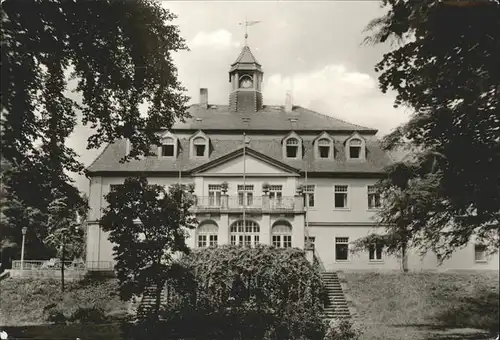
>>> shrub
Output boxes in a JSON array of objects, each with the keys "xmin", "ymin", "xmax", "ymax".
[
  {"xmin": 46, "ymin": 308, "xmax": 67, "ymax": 324},
  {"xmin": 160, "ymin": 245, "xmax": 328, "ymax": 340},
  {"xmin": 69, "ymin": 306, "xmax": 107, "ymax": 323},
  {"xmin": 324, "ymin": 319, "xmax": 363, "ymax": 340}
]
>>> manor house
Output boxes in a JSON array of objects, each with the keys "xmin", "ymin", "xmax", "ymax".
[{"xmin": 85, "ymin": 42, "xmax": 498, "ymax": 272}]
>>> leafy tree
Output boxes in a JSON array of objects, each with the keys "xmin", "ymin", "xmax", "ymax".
[
  {"xmin": 44, "ymin": 188, "xmax": 87, "ymax": 291},
  {"xmin": 365, "ymin": 0, "xmax": 500, "ymax": 260},
  {"xmin": 100, "ymin": 177, "xmax": 197, "ymax": 318},
  {"xmin": 1, "ymin": 0, "xmax": 190, "ymax": 256}
]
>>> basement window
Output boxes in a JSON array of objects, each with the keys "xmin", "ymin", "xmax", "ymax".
[{"xmin": 474, "ymin": 244, "xmax": 487, "ymax": 263}]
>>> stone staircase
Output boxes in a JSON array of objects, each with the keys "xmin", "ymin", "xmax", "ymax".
[
  {"xmin": 321, "ymin": 271, "xmax": 351, "ymax": 319},
  {"xmin": 136, "ymin": 285, "xmax": 169, "ymax": 319}
]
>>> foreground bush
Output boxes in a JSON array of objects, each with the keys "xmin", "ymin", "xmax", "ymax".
[{"xmin": 155, "ymin": 245, "xmax": 330, "ymax": 340}]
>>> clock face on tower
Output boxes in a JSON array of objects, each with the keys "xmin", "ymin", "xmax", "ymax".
[{"xmin": 240, "ymin": 77, "xmax": 253, "ymax": 89}]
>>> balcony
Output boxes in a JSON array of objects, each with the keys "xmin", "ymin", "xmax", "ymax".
[{"xmin": 192, "ymin": 195, "xmax": 302, "ymax": 213}]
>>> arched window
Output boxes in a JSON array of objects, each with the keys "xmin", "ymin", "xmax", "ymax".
[
  {"xmin": 160, "ymin": 137, "xmax": 175, "ymax": 157},
  {"xmin": 197, "ymin": 221, "xmax": 218, "ymax": 248},
  {"xmin": 193, "ymin": 136, "xmax": 208, "ymax": 157},
  {"xmin": 271, "ymin": 222, "xmax": 292, "ymax": 248},
  {"xmin": 230, "ymin": 220, "xmax": 260, "ymax": 247},
  {"xmin": 348, "ymin": 138, "xmax": 362, "ymax": 159}
]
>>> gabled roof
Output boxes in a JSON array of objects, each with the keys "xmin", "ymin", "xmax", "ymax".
[
  {"xmin": 312, "ymin": 131, "xmax": 334, "ymax": 144},
  {"xmin": 191, "ymin": 147, "xmax": 300, "ymax": 175},
  {"xmin": 344, "ymin": 131, "xmax": 366, "ymax": 144},
  {"xmin": 172, "ymin": 105, "xmax": 377, "ymax": 133}
]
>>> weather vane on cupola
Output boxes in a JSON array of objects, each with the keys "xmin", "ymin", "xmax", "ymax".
[{"xmin": 238, "ymin": 16, "xmax": 261, "ymax": 45}]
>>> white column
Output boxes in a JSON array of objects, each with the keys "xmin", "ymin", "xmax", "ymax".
[
  {"xmin": 260, "ymin": 214, "xmax": 271, "ymax": 245},
  {"xmin": 219, "ymin": 213, "xmax": 229, "ymax": 245},
  {"xmin": 293, "ymin": 214, "xmax": 305, "ymax": 249}
]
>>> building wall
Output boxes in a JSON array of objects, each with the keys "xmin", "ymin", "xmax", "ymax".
[
  {"xmin": 86, "ymin": 168, "xmax": 498, "ymax": 272},
  {"xmin": 300, "ymin": 178, "xmax": 379, "ymax": 223},
  {"xmin": 308, "ymin": 225, "xmax": 499, "ymax": 272}
]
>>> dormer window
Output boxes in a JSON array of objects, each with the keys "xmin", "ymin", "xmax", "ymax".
[
  {"xmin": 349, "ymin": 139, "xmax": 362, "ymax": 159},
  {"xmin": 161, "ymin": 137, "xmax": 175, "ymax": 157},
  {"xmin": 286, "ymin": 138, "xmax": 299, "ymax": 158},
  {"xmin": 313, "ymin": 132, "xmax": 334, "ymax": 160},
  {"xmin": 190, "ymin": 131, "xmax": 210, "ymax": 159},
  {"xmin": 345, "ymin": 132, "xmax": 366, "ymax": 161},
  {"xmin": 318, "ymin": 139, "xmax": 331, "ymax": 158},
  {"xmin": 157, "ymin": 132, "xmax": 178, "ymax": 158},
  {"xmin": 282, "ymin": 132, "xmax": 302, "ymax": 160},
  {"xmin": 194, "ymin": 137, "xmax": 207, "ymax": 157}
]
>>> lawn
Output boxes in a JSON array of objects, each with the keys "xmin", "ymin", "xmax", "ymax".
[
  {"xmin": 0, "ymin": 277, "xmax": 129, "ymax": 326},
  {"xmin": 345, "ymin": 271, "xmax": 500, "ymax": 340}
]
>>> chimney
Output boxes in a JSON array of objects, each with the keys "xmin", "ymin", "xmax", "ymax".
[
  {"xmin": 285, "ymin": 91, "xmax": 293, "ymax": 112},
  {"xmin": 200, "ymin": 88, "xmax": 208, "ymax": 109}
]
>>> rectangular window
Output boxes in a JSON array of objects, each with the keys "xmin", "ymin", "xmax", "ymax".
[
  {"xmin": 319, "ymin": 146, "xmax": 330, "ymax": 158},
  {"xmin": 286, "ymin": 145, "xmax": 298, "ymax": 158},
  {"xmin": 244, "ymin": 235, "xmax": 252, "ymax": 247},
  {"xmin": 208, "ymin": 184, "xmax": 222, "ymax": 206},
  {"xmin": 349, "ymin": 146, "xmax": 361, "ymax": 158},
  {"xmin": 272, "ymin": 235, "xmax": 281, "ymax": 247},
  {"xmin": 198, "ymin": 235, "xmax": 207, "ymax": 248},
  {"xmin": 209, "ymin": 235, "xmax": 218, "ymax": 247},
  {"xmin": 335, "ymin": 237, "xmax": 349, "ymax": 261},
  {"xmin": 283, "ymin": 235, "xmax": 292, "ymax": 248},
  {"xmin": 303, "ymin": 185, "xmax": 315, "ymax": 208},
  {"xmin": 237, "ymin": 185, "xmax": 254, "ymax": 206},
  {"xmin": 195, "ymin": 144, "xmax": 206, "ymax": 157},
  {"xmin": 334, "ymin": 185, "xmax": 348, "ymax": 208},
  {"xmin": 369, "ymin": 243, "xmax": 383, "ymax": 261},
  {"xmin": 474, "ymin": 244, "xmax": 487, "ymax": 262},
  {"xmin": 230, "ymin": 235, "xmax": 236, "ymax": 245},
  {"xmin": 254, "ymin": 235, "xmax": 260, "ymax": 246},
  {"xmin": 368, "ymin": 185, "xmax": 381, "ymax": 209},
  {"xmin": 161, "ymin": 144, "xmax": 174, "ymax": 157},
  {"xmin": 305, "ymin": 236, "xmax": 316, "ymax": 250},
  {"xmin": 269, "ymin": 185, "xmax": 283, "ymax": 208}
]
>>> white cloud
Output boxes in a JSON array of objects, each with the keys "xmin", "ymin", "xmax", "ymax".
[
  {"xmin": 189, "ymin": 29, "xmax": 241, "ymax": 50},
  {"xmin": 263, "ymin": 64, "xmax": 410, "ymax": 136}
]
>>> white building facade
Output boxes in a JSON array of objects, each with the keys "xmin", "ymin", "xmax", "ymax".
[{"xmin": 85, "ymin": 44, "xmax": 499, "ymax": 272}]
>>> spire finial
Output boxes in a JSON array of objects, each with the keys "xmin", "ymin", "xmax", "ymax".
[{"xmin": 239, "ymin": 18, "xmax": 261, "ymax": 46}]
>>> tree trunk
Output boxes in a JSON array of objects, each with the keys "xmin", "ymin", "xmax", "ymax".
[{"xmin": 401, "ymin": 243, "xmax": 409, "ymax": 273}]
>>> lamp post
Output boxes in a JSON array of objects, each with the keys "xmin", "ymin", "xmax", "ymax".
[{"xmin": 20, "ymin": 227, "xmax": 27, "ymax": 270}]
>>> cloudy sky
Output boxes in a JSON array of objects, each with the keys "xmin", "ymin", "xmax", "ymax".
[{"xmin": 68, "ymin": 1, "xmax": 412, "ymax": 193}]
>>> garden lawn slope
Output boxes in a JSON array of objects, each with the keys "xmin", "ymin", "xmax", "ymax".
[
  {"xmin": 0, "ymin": 277, "xmax": 128, "ymax": 326},
  {"xmin": 346, "ymin": 271, "xmax": 499, "ymax": 340}
]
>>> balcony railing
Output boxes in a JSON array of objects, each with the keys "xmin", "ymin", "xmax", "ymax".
[{"xmin": 193, "ymin": 195, "xmax": 300, "ymax": 212}]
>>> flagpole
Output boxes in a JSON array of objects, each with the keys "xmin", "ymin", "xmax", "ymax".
[{"xmin": 242, "ymin": 132, "xmax": 247, "ymax": 241}]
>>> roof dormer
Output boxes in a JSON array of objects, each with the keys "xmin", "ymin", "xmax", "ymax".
[
  {"xmin": 158, "ymin": 131, "xmax": 178, "ymax": 159},
  {"xmin": 282, "ymin": 131, "xmax": 303, "ymax": 160},
  {"xmin": 344, "ymin": 132, "xmax": 366, "ymax": 161},
  {"xmin": 313, "ymin": 132, "xmax": 335, "ymax": 160},
  {"xmin": 190, "ymin": 130, "xmax": 210, "ymax": 160}
]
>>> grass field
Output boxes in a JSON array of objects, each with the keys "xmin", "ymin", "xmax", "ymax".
[
  {"xmin": 0, "ymin": 277, "xmax": 128, "ymax": 326},
  {"xmin": 345, "ymin": 271, "xmax": 499, "ymax": 340}
]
